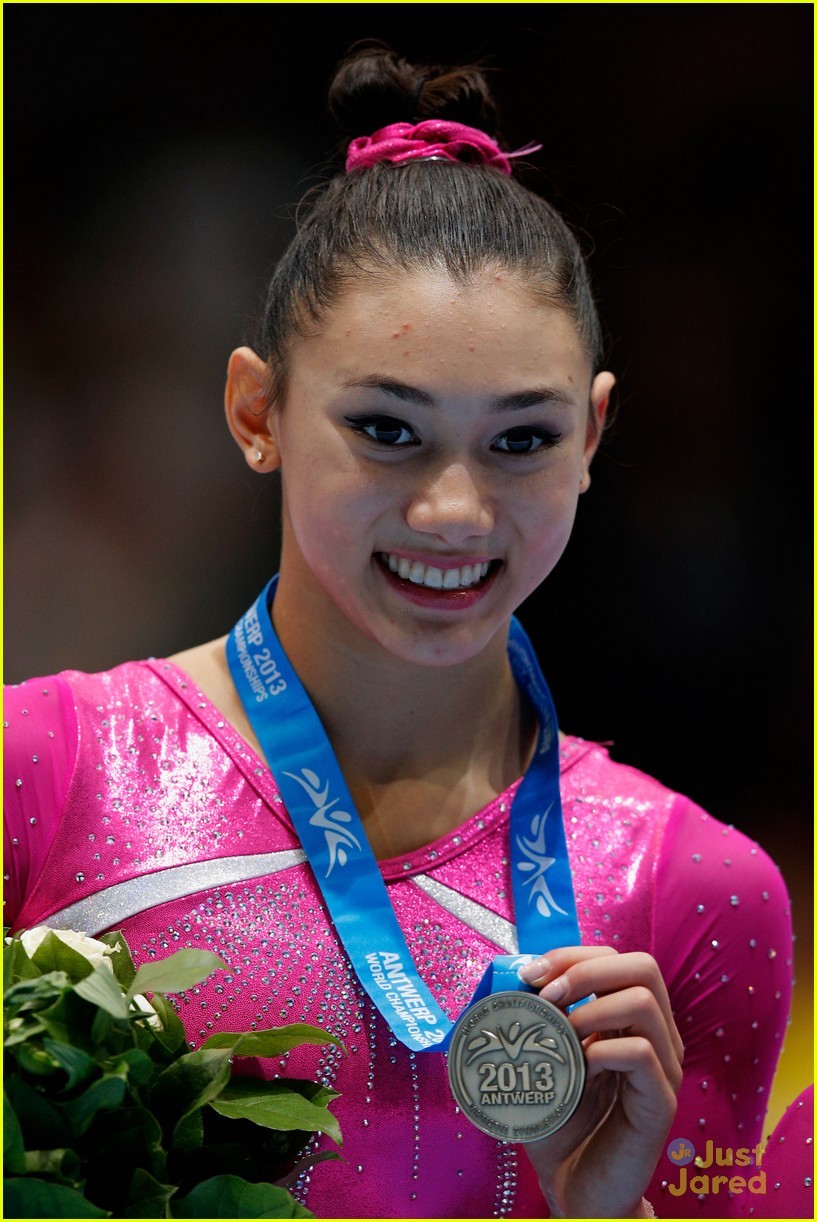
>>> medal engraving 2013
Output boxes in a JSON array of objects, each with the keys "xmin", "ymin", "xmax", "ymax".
[{"xmin": 447, "ymin": 990, "xmax": 585, "ymax": 1143}]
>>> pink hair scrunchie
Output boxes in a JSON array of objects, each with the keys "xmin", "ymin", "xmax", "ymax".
[{"xmin": 345, "ymin": 120, "xmax": 541, "ymax": 175}]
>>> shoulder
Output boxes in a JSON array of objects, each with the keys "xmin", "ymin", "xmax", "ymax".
[
  {"xmin": 3, "ymin": 658, "xmax": 180, "ymax": 787},
  {"xmin": 5, "ymin": 658, "xmax": 170, "ymax": 709},
  {"xmin": 595, "ymin": 749, "xmax": 796, "ymax": 1046},
  {"xmin": 561, "ymin": 735, "xmax": 681, "ymax": 809},
  {"xmin": 563, "ymin": 739, "xmax": 794, "ymax": 1071},
  {"xmin": 654, "ymin": 785, "xmax": 790, "ymax": 912},
  {"xmin": 3, "ymin": 662, "xmax": 161, "ymax": 925},
  {"xmin": 560, "ymin": 735, "xmax": 683, "ymax": 859},
  {"xmin": 563, "ymin": 736, "xmax": 786, "ymax": 873},
  {"xmin": 561, "ymin": 734, "xmax": 790, "ymax": 918}
]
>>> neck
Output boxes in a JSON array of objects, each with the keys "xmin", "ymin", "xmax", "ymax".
[{"xmin": 270, "ymin": 567, "xmax": 536, "ymax": 847}]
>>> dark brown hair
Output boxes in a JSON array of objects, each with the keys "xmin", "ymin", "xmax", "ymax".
[{"xmin": 255, "ymin": 44, "xmax": 604, "ymax": 407}]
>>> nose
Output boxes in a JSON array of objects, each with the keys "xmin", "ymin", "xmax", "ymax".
[{"xmin": 405, "ymin": 460, "xmax": 494, "ymax": 543}]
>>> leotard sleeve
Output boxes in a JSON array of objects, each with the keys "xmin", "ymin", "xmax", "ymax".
[
  {"xmin": 3, "ymin": 676, "xmax": 79, "ymax": 927},
  {"xmin": 647, "ymin": 795, "xmax": 794, "ymax": 1215},
  {"xmin": 732, "ymin": 1083, "xmax": 814, "ymax": 1217}
]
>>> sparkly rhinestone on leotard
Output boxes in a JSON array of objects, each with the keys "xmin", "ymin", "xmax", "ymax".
[{"xmin": 4, "ymin": 662, "xmax": 794, "ymax": 1218}]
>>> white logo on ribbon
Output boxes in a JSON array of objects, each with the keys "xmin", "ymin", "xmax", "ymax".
[
  {"xmin": 283, "ymin": 767, "xmax": 361, "ymax": 876},
  {"xmin": 515, "ymin": 803, "xmax": 568, "ymax": 918}
]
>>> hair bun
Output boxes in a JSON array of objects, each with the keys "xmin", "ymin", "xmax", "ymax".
[{"xmin": 327, "ymin": 42, "xmax": 500, "ymax": 141}]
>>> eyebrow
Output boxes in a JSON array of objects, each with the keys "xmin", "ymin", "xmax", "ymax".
[{"xmin": 342, "ymin": 376, "xmax": 576, "ymax": 411}]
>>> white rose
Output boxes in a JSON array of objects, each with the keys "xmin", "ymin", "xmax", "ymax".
[
  {"xmin": 130, "ymin": 992, "xmax": 163, "ymax": 1029},
  {"xmin": 19, "ymin": 926, "xmax": 119, "ymax": 973}
]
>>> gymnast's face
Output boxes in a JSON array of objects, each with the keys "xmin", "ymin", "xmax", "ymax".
[{"xmin": 227, "ymin": 268, "xmax": 614, "ymax": 668}]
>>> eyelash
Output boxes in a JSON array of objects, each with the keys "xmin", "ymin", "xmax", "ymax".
[
  {"xmin": 345, "ymin": 415, "xmax": 561, "ymax": 455},
  {"xmin": 492, "ymin": 426, "xmax": 562, "ymax": 455},
  {"xmin": 345, "ymin": 415, "xmax": 418, "ymax": 447}
]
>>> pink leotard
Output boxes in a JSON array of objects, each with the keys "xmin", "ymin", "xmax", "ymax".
[{"xmin": 3, "ymin": 661, "xmax": 794, "ymax": 1218}]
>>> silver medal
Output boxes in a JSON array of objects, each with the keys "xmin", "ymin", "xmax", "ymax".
[{"xmin": 447, "ymin": 990, "xmax": 585, "ymax": 1143}]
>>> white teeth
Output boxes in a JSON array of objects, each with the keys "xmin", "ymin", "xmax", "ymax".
[{"xmin": 381, "ymin": 554, "xmax": 492, "ymax": 591}]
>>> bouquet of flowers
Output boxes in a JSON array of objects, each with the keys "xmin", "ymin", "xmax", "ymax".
[{"xmin": 3, "ymin": 926, "xmax": 343, "ymax": 1218}]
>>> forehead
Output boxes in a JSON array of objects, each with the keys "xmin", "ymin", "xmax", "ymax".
[{"xmin": 291, "ymin": 267, "xmax": 591, "ymax": 393}]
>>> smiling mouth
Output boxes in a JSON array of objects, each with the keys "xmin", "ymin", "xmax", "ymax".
[{"xmin": 376, "ymin": 552, "xmax": 499, "ymax": 592}]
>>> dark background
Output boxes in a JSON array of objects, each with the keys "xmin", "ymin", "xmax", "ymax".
[{"xmin": 4, "ymin": 2, "xmax": 812, "ymax": 1120}]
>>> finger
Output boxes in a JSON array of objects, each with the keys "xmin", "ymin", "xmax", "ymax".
[
  {"xmin": 528, "ymin": 950, "xmax": 684, "ymax": 1064},
  {"xmin": 569, "ymin": 986, "xmax": 683, "ymax": 1091},
  {"xmin": 584, "ymin": 1035, "xmax": 679, "ymax": 1130},
  {"xmin": 519, "ymin": 944, "xmax": 618, "ymax": 986}
]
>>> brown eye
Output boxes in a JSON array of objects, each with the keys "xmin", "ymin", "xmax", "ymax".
[
  {"xmin": 492, "ymin": 427, "xmax": 560, "ymax": 454},
  {"xmin": 346, "ymin": 415, "xmax": 417, "ymax": 446}
]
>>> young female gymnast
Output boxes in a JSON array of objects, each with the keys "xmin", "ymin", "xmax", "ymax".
[{"xmin": 5, "ymin": 45, "xmax": 792, "ymax": 1218}]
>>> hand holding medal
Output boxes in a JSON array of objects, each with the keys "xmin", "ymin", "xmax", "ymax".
[
  {"xmin": 447, "ymin": 987, "xmax": 586, "ymax": 1144},
  {"xmin": 515, "ymin": 945, "xmax": 684, "ymax": 1219}
]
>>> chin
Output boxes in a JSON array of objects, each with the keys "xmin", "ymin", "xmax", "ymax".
[{"xmin": 375, "ymin": 620, "xmax": 506, "ymax": 670}]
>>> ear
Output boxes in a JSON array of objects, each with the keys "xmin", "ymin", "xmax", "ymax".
[
  {"xmin": 224, "ymin": 346, "xmax": 281, "ymax": 472},
  {"xmin": 579, "ymin": 370, "xmax": 616, "ymax": 493}
]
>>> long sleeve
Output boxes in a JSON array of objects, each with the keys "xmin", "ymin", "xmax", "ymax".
[
  {"xmin": 648, "ymin": 797, "xmax": 794, "ymax": 1216},
  {"xmin": 732, "ymin": 1084, "xmax": 814, "ymax": 1218},
  {"xmin": 3, "ymin": 675, "xmax": 78, "ymax": 926}
]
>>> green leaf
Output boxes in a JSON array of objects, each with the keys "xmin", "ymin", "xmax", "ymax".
[
  {"xmin": 127, "ymin": 949, "xmax": 226, "ymax": 1000},
  {"xmin": 3, "ymin": 935, "xmax": 41, "ymax": 989},
  {"xmin": 209, "ymin": 1079, "xmax": 342, "ymax": 1147},
  {"xmin": 3, "ymin": 1014, "xmax": 48, "ymax": 1046},
  {"xmin": 92, "ymin": 1102, "xmax": 164, "ymax": 1150},
  {"xmin": 38, "ymin": 988, "xmax": 102, "ymax": 1052},
  {"xmin": 41, "ymin": 1038, "xmax": 99, "ymax": 1092},
  {"xmin": 150, "ymin": 1048, "xmax": 231, "ymax": 1141},
  {"xmin": 90, "ymin": 1004, "xmax": 120, "ymax": 1048},
  {"xmin": 86, "ymin": 1106, "xmax": 167, "ymax": 1189},
  {"xmin": 59, "ymin": 1072, "xmax": 127, "ymax": 1137},
  {"xmin": 201, "ymin": 1024, "xmax": 342, "ymax": 1058},
  {"xmin": 284, "ymin": 1079, "xmax": 341, "ymax": 1110},
  {"xmin": 171, "ymin": 1175, "xmax": 313, "ymax": 1218},
  {"xmin": 12, "ymin": 1040, "xmax": 62, "ymax": 1077},
  {"xmin": 4, "ymin": 972, "xmax": 72, "ymax": 1016},
  {"xmin": 171, "ymin": 1105, "xmax": 203, "ymax": 1154},
  {"xmin": 73, "ymin": 964, "xmax": 130, "ymax": 1018},
  {"xmin": 104, "ymin": 1047, "xmax": 155, "ymax": 1088},
  {"xmin": 140, "ymin": 992, "xmax": 186, "ymax": 1054},
  {"xmin": 4, "ymin": 1073, "xmax": 72, "ymax": 1148},
  {"xmin": 23, "ymin": 1145, "xmax": 82, "ymax": 1180},
  {"xmin": 3, "ymin": 1094, "xmax": 26, "ymax": 1174},
  {"xmin": 120, "ymin": 1167, "xmax": 177, "ymax": 1219},
  {"xmin": 30, "ymin": 930, "xmax": 96, "ymax": 982},
  {"xmin": 2, "ymin": 1177, "xmax": 111, "ymax": 1218},
  {"xmin": 98, "ymin": 931, "xmax": 137, "ymax": 989}
]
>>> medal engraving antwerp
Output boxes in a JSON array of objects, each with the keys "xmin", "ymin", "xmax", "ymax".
[{"xmin": 447, "ymin": 990, "xmax": 585, "ymax": 1143}]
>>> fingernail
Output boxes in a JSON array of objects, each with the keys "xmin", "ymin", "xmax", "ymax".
[
  {"xmin": 519, "ymin": 956, "xmax": 551, "ymax": 985},
  {"xmin": 540, "ymin": 976, "xmax": 567, "ymax": 1003}
]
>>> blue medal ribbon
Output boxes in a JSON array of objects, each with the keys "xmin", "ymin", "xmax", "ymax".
[{"xmin": 226, "ymin": 575, "xmax": 584, "ymax": 1052}]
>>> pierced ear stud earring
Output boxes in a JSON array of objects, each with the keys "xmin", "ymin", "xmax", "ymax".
[{"xmin": 253, "ymin": 449, "xmax": 264, "ymax": 464}]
